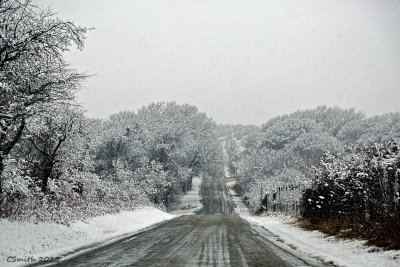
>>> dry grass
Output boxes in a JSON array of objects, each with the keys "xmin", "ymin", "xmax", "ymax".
[{"xmin": 296, "ymin": 216, "xmax": 400, "ymax": 250}]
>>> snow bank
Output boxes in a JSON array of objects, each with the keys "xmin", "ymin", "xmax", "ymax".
[
  {"xmin": 169, "ymin": 176, "xmax": 203, "ymax": 215},
  {"xmin": 0, "ymin": 207, "xmax": 175, "ymax": 266}
]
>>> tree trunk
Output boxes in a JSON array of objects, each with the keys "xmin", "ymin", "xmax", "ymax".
[
  {"xmin": 41, "ymin": 160, "xmax": 55, "ymax": 193},
  {"xmin": 36, "ymin": 137, "xmax": 66, "ymax": 193}
]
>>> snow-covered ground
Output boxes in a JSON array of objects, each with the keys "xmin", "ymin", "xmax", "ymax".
[
  {"xmin": 227, "ymin": 180, "xmax": 251, "ymax": 217},
  {"xmin": 227, "ymin": 180, "xmax": 400, "ymax": 267},
  {"xmin": 247, "ymin": 214, "xmax": 400, "ymax": 267},
  {"xmin": 169, "ymin": 176, "xmax": 203, "ymax": 215},
  {"xmin": 0, "ymin": 207, "xmax": 175, "ymax": 266},
  {"xmin": 0, "ymin": 176, "xmax": 202, "ymax": 266}
]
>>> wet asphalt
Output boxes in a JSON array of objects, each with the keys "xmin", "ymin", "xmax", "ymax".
[{"xmin": 47, "ymin": 175, "xmax": 326, "ymax": 267}]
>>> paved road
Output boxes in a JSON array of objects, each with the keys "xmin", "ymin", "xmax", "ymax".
[{"xmin": 50, "ymin": 176, "xmax": 325, "ymax": 266}]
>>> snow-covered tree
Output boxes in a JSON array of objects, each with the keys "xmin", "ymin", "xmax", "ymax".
[
  {"xmin": 302, "ymin": 141, "xmax": 400, "ymax": 247},
  {"xmin": 25, "ymin": 104, "xmax": 85, "ymax": 193},
  {"xmin": 260, "ymin": 118, "xmax": 321, "ymax": 150},
  {"xmin": 293, "ymin": 106, "xmax": 364, "ymax": 137},
  {"xmin": 338, "ymin": 113, "xmax": 400, "ymax": 146},
  {"xmin": 236, "ymin": 107, "xmax": 359, "ymax": 213},
  {"xmin": 90, "ymin": 102, "xmax": 223, "ymax": 207},
  {"xmin": 0, "ymin": 0, "xmax": 88, "ymax": 194},
  {"xmin": 132, "ymin": 158, "xmax": 175, "ymax": 205}
]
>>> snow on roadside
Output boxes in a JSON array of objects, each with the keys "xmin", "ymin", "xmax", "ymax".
[
  {"xmin": 224, "ymin": 165, "xmax": 231, "ymax": 178},
  {"xmin": 0, "ymin": 207, "xmax": 175, "ymax": 266},
  {"xmin": 246, "ymin": 214, "xmax": 400, "ymax": 267},
  {"xmin": 226, "ymin": 181, "xmax": 251, "ymax": 217},
  {"xmin": 227, "ymin": 180, "xmax": 400, "ymax": 267},
  {"xmin": 169, "ymin": 176, "xmax": 203, "ymax": 215}
]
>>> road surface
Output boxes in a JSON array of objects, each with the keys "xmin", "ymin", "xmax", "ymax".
[{"xmin": 50, "ymin": 175, "xmax": 327, "ymax": 266}]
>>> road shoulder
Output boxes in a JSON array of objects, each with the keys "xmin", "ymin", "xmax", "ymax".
[
  {"xmin": 227, "ymin": 180, "xmax": 400, "ymax": 267},
  {"xmin": 0, "ymin": 207, "xmax": 176, "ymax": 267}
]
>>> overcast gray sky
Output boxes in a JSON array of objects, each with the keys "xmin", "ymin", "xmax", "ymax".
[{"xmin": 36, "ymin": 0, "xmax": 400, "ymax": 125}]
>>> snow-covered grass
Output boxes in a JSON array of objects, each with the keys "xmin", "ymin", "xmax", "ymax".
[
  {"xmin": 227, "ymin": 180, "xmax": 400, "ymax": 267},
  {"xmin": 246, "ymin": 214, "xmax": 400, "ymax": 267},
  {"xmin": 169, "ymin": 176, "xmax": 203, "ymax": 215},
  {"xmin": 0, "ymin": 207, "xmax": 175, "ymax": 266}
]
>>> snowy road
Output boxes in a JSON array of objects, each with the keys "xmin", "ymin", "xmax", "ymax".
[{"xmin": 48, "ymin": 176, "xmax": 326, "ymax": 266}]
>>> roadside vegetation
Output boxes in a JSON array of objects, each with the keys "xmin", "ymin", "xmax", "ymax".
[
  {"xmin": 2, "ymin": 0, "xmax": 399, "ymax": 252},
  {"xmin": 219, "ymin": 107, "xmax": 400, "ymax": 250},
  {"xmin": 0, "ymin": 1, "xmax": 223, "ymax": 223}
]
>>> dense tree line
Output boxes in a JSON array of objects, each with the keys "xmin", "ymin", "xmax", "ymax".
[
  {"xmin": 0, "ymin": 1, "xmax": 223, "ymax": 223},
  {"xmin": 233, "ymin": 106, "xmax": 400, "ymax": 212},
  {"xmin": 92, "ymin": 103, "xmax": 223, "ymax": 206},
  {"xmin": 215, "ymin": 124, "xmax": 259, "ymax": 176},
  {"xmin": 234, "ymin": 107, "xmax": 358, "ymax": 211},
  {"xmin": 232, "ymin": 106, "xmax": 400, "ymax": 247},
  {"xmin": 215, "ymin": 124, "xmax": 259, "ymax": 141}
]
